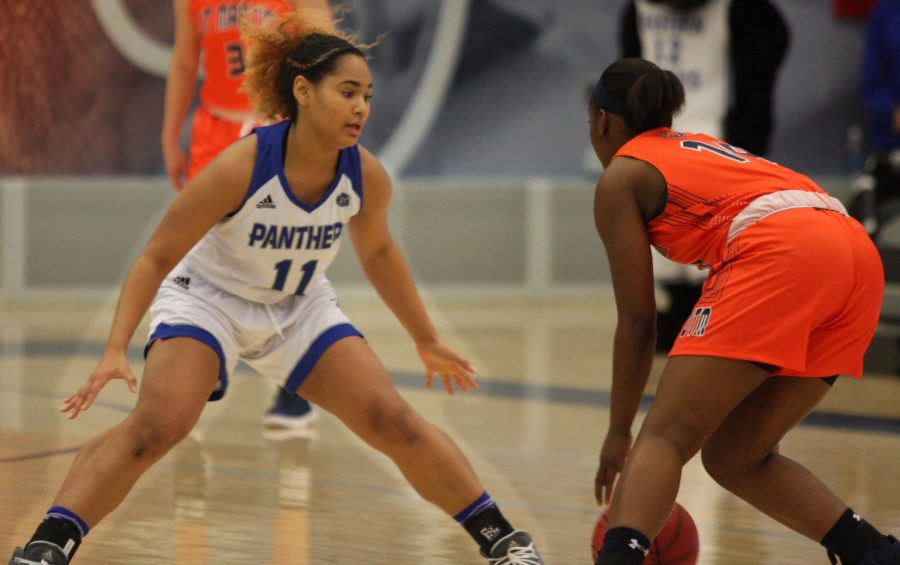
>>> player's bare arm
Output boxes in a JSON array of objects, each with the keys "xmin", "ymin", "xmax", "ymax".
[
  {"xmin": 61, "ymin": 137, "xmax": 257, "ymax": 419},
  {"xmin": 593, "ymin": 157, "xmax": 658, "ymax": 502},
  {"xmin": 348, "ymin": 146, "xmax": 477, "ymax": 395},
  {"xmin": 161, "ymin": 0, "xmax": 201, "ymax": 190}
]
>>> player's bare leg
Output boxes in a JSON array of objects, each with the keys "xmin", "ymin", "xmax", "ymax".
[
  {"xmin": 299, "ymin": 336, "xmax": 484, "ymax": 513},
  {"xmin": 299, "ymin": 336, "xmax": 544, "ymax": 563},
  {"xmin": 701, "ymin": 376, "xmax": 842, "ymax": 538},
  {"xmin": 10, "ymin": 338, "xmax": 218, "ymax": 564}
]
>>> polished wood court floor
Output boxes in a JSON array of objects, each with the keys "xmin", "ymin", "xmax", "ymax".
[{"xmin": 1, "ymin": 295, "xmax": 898, "ymax": 564}]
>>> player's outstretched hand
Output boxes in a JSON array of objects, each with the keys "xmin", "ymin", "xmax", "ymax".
[
  {"xmin": 416, "ymin": 340, "xmax": 479, "ymax": 395},
  {"xmin": 595, "ymin": 429, "xmax": 632, "ymax": 506},
  {"xmin": 61, "ymin": 350, "xmax": 138, "ymax": 420}
]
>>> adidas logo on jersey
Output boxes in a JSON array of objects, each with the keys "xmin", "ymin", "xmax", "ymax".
[
  {"xmin": 256, "ymin": 195, "xmax": 276, "ymax": 209},
  {"xmin": 173, "ymin": 276, "xmax": 191, "ymax": 290},
  {"xmin": 336, "ymin": 192, "xmax": 350, "ymax": 207}
]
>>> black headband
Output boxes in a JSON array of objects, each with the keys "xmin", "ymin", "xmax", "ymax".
[{"xmin": 592, "ymin": 79, "xmax": 630, "ymax": 120}]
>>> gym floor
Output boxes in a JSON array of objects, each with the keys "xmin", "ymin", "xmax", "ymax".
[{"xmin": 1, "ymin": 296, "xmax": 898, "ymax": 564}]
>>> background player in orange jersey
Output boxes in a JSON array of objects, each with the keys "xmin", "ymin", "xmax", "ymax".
[
  {"xmin": 587, "ymin": 58, "xmax": 898, "ymax": 565},
  {"xmin": 162, "ymin": 0, "xmax": 335, "ymax": 431}
]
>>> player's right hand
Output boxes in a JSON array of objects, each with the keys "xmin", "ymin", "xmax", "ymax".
[
  {"xmin": 595, "ymin": 429, "xmax": 632, "ymax": 506},
  {"xmin": 61, "ymin": 350, "xmax": 138, "ymax": 420},
  {"xmin": 163, "ymin": 143, "xmax": 188, "ymax": 191}
]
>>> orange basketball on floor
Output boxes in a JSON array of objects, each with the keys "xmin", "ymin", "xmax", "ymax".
[{"xmin": 591, "ymin": 502, "xmax": 699, "ymax": 564}]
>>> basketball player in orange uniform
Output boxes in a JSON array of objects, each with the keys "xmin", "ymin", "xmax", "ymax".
[
  {"xmin": 162, "ymin": 0, "xmax": 334, "ymax": 430},
  {"xmin": 587, "ymin": 58, "xmax": 899, "ymax": 565}
]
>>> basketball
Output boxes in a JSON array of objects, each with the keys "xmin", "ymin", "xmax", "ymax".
[{"xmin": 591, "ymin": 502, "xmax": 699, "ymax": 564}]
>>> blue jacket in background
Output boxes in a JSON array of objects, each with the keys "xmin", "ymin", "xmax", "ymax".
[{"xmin": 862, "ymin": 0, "xmax": 900, "ymax": 150}]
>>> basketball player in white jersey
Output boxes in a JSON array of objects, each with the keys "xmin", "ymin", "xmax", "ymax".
[
  {"xmin": 619, "ymin": 0, "xmax": 790, "ymax": 351},
  {"xmin": 9, "ymin": 15, "xmax": 544, "ymax": 565}
]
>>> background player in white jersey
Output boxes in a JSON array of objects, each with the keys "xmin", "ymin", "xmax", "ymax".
[
  {"xmin": 8, "ymin": 14, "xmax": 544, "ymax": 565},
  {"xmin": 619, "ymin": 0, "xmax": 789, "ymax": 351}
]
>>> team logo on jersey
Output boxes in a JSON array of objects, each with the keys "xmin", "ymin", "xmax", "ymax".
[
  {"xmin": 480, "ymin": 526, "xmax": 502, "ymax": 541},
  {"xmin": 172, "ymin": 276, "xmax": 191, "ymax": 291},
  {"xmin": 336, "ymin": 192, "xmax": 350, "ymax": 207},
  {"xmin": 256, "ymin": 195, "xmax": 276, "ymax": 209},
  {"xmin": 680, "ymin": 306, "xmax": 712, "ymax": 337}
]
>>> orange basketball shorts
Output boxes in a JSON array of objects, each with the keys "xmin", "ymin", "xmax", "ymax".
[
  {"xmin": 187, "ymin": 105, "xmax": 251, "ymax": 180},
  {"xmin": 670, "ymin": 208, "xmax": 884, "ymax": 378}
]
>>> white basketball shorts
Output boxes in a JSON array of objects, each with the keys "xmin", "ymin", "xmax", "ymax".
[{"xmin": 145, "ymin": 272, "xmax": 362, "ymax": 401}]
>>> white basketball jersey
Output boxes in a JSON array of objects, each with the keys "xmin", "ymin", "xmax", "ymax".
[
  {"xmin": 175, "ymin": 120, "xmax": 363, "ymax": 304},
  {"xmin": 635, "ymin": 0, "xmax": 731, "ymax": 137}
]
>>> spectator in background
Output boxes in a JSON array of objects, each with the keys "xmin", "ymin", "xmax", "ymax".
[
  {"xmin": 861, "ymin": 0, "xmax": 900, "ymax": 155},
  {"xmin": 618, "ymin": 0, "xmax": 789, "ymax": 351},
  {"xmin": 161, "ymin": 0, "xmax": 334, "ymax": 431},
  {"xmin": 854, "ymin": 0, "xmax": 900, "ymax": 240},
  {"xmin": 832, "ymin": 0, "xmax": 877, "ymax": 20}
]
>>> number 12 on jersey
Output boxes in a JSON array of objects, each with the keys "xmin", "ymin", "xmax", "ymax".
[
  {"xmin": 680, "ymin": 140, "xmax": 751, "ymax": 163},
  {"xmin": 272, "ymin": 259, "xmax": 317, "ymax": 295},
  {"xmin": 680, "ymin": 139, "xmax": 782, "ymax": 168}
]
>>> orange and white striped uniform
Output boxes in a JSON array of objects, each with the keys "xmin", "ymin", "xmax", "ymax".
[{"xmin": 614, "ymin": 128, "xmax": 884, "ymax": 378}]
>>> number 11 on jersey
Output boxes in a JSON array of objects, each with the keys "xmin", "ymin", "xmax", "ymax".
[{"xmin": 272, "ymin": 259, "xmax": 318, "ymax": 295}]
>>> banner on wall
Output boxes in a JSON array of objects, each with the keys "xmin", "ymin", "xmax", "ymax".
[
  {"xmin": 0, "ymin": 1, "xmax": 169, "ymax": 174},
  {"xmin": 0, "ymin": 0, "xmax": 463, "ymax": 176}
]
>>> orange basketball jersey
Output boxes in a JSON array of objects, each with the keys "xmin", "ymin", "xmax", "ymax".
[
  {"xmin": 189, "ymin": 0, "xmax": 293, "ymax": 112},
  {"xmin": 614, "ymin": 128, "xmax": 826, "ymax": 269}
]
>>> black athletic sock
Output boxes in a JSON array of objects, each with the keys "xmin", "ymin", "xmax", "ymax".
[
  {"xmin": 821, "ymin": 508, "xmax": 888, "ymax": 564},
  {"xmin": 27, "ymin": 518, "xmax": 82, "ymax": 561},
  {"xmin": 596, "ymin": 527, "xmax": 650, "ymax": 564},
  {"xmin": 26, "ymin": 506, "xmax": 89, "ymax": 562},
  {"xmin": 455, "ymin": 492, "xmax": 514, "ymax": 555}
]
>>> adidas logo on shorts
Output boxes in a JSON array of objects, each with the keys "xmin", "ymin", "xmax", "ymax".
[
  {"xmin": 256, "ymin": 195, "xmax": 276, "ymax": 209},
  {"xmin": 173, "ymin": 276, "xmax": 191, "ymax": 290}
]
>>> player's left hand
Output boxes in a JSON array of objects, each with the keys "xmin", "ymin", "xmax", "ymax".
[{"xmin": 415, "ymin": 341, "xmax": 479, "ymax": 395}]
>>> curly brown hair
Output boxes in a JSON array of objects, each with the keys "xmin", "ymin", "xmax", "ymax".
[{"xmin": 241, "ymin": 12, "xmax": 367, "ymax": 122}]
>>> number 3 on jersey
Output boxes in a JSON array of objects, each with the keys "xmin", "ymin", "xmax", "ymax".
[
  {"xmin": 272, "ymin": 259, "xmax": 317, "ymax": 295},
  {"xmin": 225, "ymin": 42, "xmax": 245, "ymax": 78}
]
